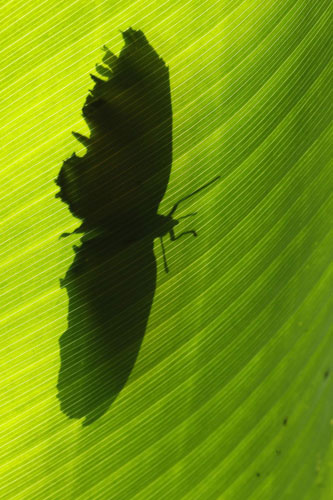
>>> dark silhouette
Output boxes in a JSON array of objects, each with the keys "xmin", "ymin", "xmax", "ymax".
[
  {"xmin": 57, "ymin": 234, "xmax": 156, "ymax": 425},
  {"xmin": 55, "ymin": 28, "xmax": 219, "ymax": 425},
  {"xmin": 56, "ymin": 28, "xmax": 173, "ymax": 425}
]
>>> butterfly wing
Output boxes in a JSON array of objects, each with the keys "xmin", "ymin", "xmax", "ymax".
[
  {"xmin": 56, "ymin": 28, "xmax": 172, "ymax": 231},
  {"xmin": 57, "ymin": 235, "xmax": 157, "ymax": 425}
]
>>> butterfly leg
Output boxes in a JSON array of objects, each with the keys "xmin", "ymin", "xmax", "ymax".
[
  {"xmin": 59, "ymin": 224, "xmax": 86, "ymax": 239},
  {"xmin": 177, "ymin": 213, "xmax": 197, "ymax": 220},
  {"xmin": 169, "ymin": 228, "xmax": 197, "ymax": 241},
  {"xmin": 159, "ymin": 237, "xmax": 169, "ymax": 273}
]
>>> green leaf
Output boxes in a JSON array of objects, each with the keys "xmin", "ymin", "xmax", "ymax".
[{"xmin": 0, "ymin": 1, "xmax": 332, "ymax": 499}]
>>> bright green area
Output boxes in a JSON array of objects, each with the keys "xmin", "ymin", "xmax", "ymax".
[{"xmin": 0, "ymin": 0, "xmax": 332, "ymax": 498}]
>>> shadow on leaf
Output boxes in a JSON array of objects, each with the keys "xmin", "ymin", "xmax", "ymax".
[
  {"xmin": 56, "ymin": 28, "xmax": 172, "ymax": 425},
  {"xmin": 55, "ymin": 27, "xmax": 219, "ymax": 425},
  {"xmin": 57, "ymin": 235, "xmax": 156, "ymax": 425}
]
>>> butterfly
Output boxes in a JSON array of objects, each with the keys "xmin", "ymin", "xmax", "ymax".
[{"xmin": 56, "ymin": 28, "xmax": 219, "ymax": 425}]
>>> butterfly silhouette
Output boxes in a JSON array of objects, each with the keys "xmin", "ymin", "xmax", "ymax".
[{"xmin": 55, "ymin": 28, "xmax": 219, "ymax": 425}]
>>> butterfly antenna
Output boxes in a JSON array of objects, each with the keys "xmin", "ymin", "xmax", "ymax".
[
  {"xmin": 160, "ymin": 237, "xmax": 169, "ymax": 273},
  {"xmin": 168, "ymin": 176, "xmax": 220, "ymax": 217}
]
